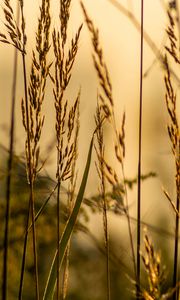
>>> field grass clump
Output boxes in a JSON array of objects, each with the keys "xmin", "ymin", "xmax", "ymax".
[{"xmin": 0, "ymin": 1, "xmax": 179, "ymax": 300}]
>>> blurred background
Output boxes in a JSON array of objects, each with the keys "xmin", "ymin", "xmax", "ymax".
[{"xmin": 0, "ymin": 0, "xmax": 179, "ymax": 299}]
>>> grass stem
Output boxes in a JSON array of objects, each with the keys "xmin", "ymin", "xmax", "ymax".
[
  {"xmin": 18, "ymin": 200, "xmax": 31, "ymax": 300},
  {"xmin": 173, "ymin": 143, "xmax": 180, "ymax": 299},
  {"xmin": 137, "ymin": 0, "xmax": 144, "ymax": 297},
  {"xmin": 57, "ymin": 180, "xmax": 61, "ymax": 300},
  {"xmin": 19, "ymin": 3, "xmax": 39, "ymax": 299},
  {"xmin": 2, "ymin": 4, "xmax": 19, "ymax": 300},
  {"xmin": 174, "ymin": 12, "xmax": 180, "ymax": 299}
]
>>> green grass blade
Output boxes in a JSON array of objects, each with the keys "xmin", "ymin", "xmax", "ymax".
[{"xmin": 43, "ymin": 136, "xmax": 94, "ymax": 300}]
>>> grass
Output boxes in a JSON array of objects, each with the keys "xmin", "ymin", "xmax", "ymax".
[
  {"xmin": 0, "ymin": 0, "xmax": 179, "ymax": 300},
  {"xmin": 137, "ymin": 0, "xmax": 144, "ymax": 297},
  {"xmin": 2, "ymin": 3, "xmax": 19, "ymax": 299}
]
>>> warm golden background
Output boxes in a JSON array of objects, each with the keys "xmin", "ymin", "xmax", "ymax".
[{"xmin": 0, "ymin": 1, "xmax": 179, "ymax": 298}]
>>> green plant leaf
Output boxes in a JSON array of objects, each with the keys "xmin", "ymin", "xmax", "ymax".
[{"xmin": 43, "ymin": 136, "xmax": 94, "ymax": 300}]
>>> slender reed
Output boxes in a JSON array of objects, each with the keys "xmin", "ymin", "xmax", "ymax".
[
  {"xmin": 81, "ymin": 0, "xmax": 136, "ymax": 287},
  {"xmin": 19, "ymin": 0, "xmax": 51, "ymax": 298},
  {"xmin": 20, "ymin": 22, "xmax": 40, "ymax": 300},
  {"xmin": 95, "ymin": 102, "xmax": 111, "ymax": 300},
  {"xmin": 175, "ymin": 0, "xmax": 180, "ymax": 55},
  {"xmin": 174, "ymin": 18, "xmax": 180, "ymax": 300},
  {"xmin": 137, "ymin": 0, "xmax": 144, "ymax": 297},
  {"xmin": 52, "ymin": 2, "xmax": 82, "ymax": 296},
  {"xmin": 173, "ymin": 155, "xmax": 180, "ymax": 300},
  {"xmin": 62, "ymin": 99, "xmax": 80, "ymax": 300},
  {"xmin": 111, "ymin": 114, "xmax": 137, "ymax": 280},
  {"xmin": 164, "ymin": 10, "xmax": 180, "ymax": 299},
  {"xmin": 2, "ymin": 3, "xmax": 19, "ymax": 300},
  {"xmin": 17, "ymin": 3, "xmax": 39, "ymax": 298}
]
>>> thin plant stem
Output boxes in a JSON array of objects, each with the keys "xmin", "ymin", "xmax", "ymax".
[
  {"xmin": 121, "ymin": 164, "xmax": 137, "ymax": 277},
  {"xmin": 103, "ymin": 201, "xmax": 111, "ymax": 300},
  {"xmin": 111, "ymin": 116, "xmax": 136, "ymax": 279},
  {"xmin": 100, "ymin": 146, "xmax": 111, "ymax": 300},
  {"xmin": 95, "ymin": 104, "xmax": 111, "ymax": 300},
  {"xmin": 18, "ymin": 200, "xmax": 31, "ymax": 300},
  {"xmin": 81, "ymin": 2, "xmax": 136, "ymax": 288},
  {"xmin": 21, "ymin": 53, "xmax": 40, "ymax": 300},
  {"xmin": 175, "ymin": 26, "xmax": 180, "ymax": 292},
  {"xmin": 19, "ymin": 184, "xmax": 57, "ymax": 299},
  {"xmin": 57, "ymin": 179, "xmax": 61, "ymax": 300},
  {"xmin": 137, "ymin": 0, "xmax": 144, "ymax": 297},
  {"xmin": 173, "ymin": 185, "xmax": 180, "ymax": 300},
  {"xmin": 19, "ymin": 3, "xmax": 39, "ymax": 299},
  {"xmin": 173, "ymin": 139, "xmax": 180, "ymax": 300},
  {"xmin": 101, "ymin": 137, "xmax": 111, "ymax": 300},
  {"xmin": 164, "ymin": 8, "xmax": 180, "ymax": 298},
  {"xmin": 175, "ymin": 0, "xmax": 180, "ymax": 56},
  {"xmin": 2, "ymin": 4, "xmax": 19, "ymax": 300}
]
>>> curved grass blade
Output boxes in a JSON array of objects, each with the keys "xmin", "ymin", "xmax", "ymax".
[{"xmin": 43, "ymin": 136, "xmax": 94, "ymax": 300}]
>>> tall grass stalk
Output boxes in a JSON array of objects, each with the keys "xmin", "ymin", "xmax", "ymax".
[
  {"xmin": 19, "ymin": 5, "xmax": 40, "ymax": 299},
  {"xmin": 18, "ymin": 201, "xmax": 31, "ymax": 300},
  {"xmin": 175, "ymin": 0, "xmax": 180, "ymax": 54},
  {"xmin": 173, "ymin": 154, "xmax": 180, "ymax": 300},
  {"xmin": 174, "ymin": 9, "xmax": 180, "ymax": 299},
  {"xmin": 81, "ymin": 1, "xmax": 136, "ymax": 291},
  {"xmin": 62, "ymin": 99, "xmax": 80, "ymax": 300},
  {"xmin": 164, "ymin": 9, "xmax": 180, "ymax": 299},
  {"xmin": 95, "ymin": 102, "xmax": 111, "ymax": 300},
  {"xmin": 56, "ymin": 179, "xmax": 61, "ymax": 299},
  {"xmin": 2, "ymin": 3, "xmax": 19, "ymax": 300},
  {"xmin": 137, "ymin": 0, "xmax": 144, "ymax": 297},
  {"xmin": 19, "ymin": 0, "xmax": 51, "ymax": 297},
  {"xmin": 111, "ymin": 116, "xmax": 137, "ymax": 280},
  {"xmin": 52, "ymin": 1, "xmax": 82, "ymax": 296}
]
